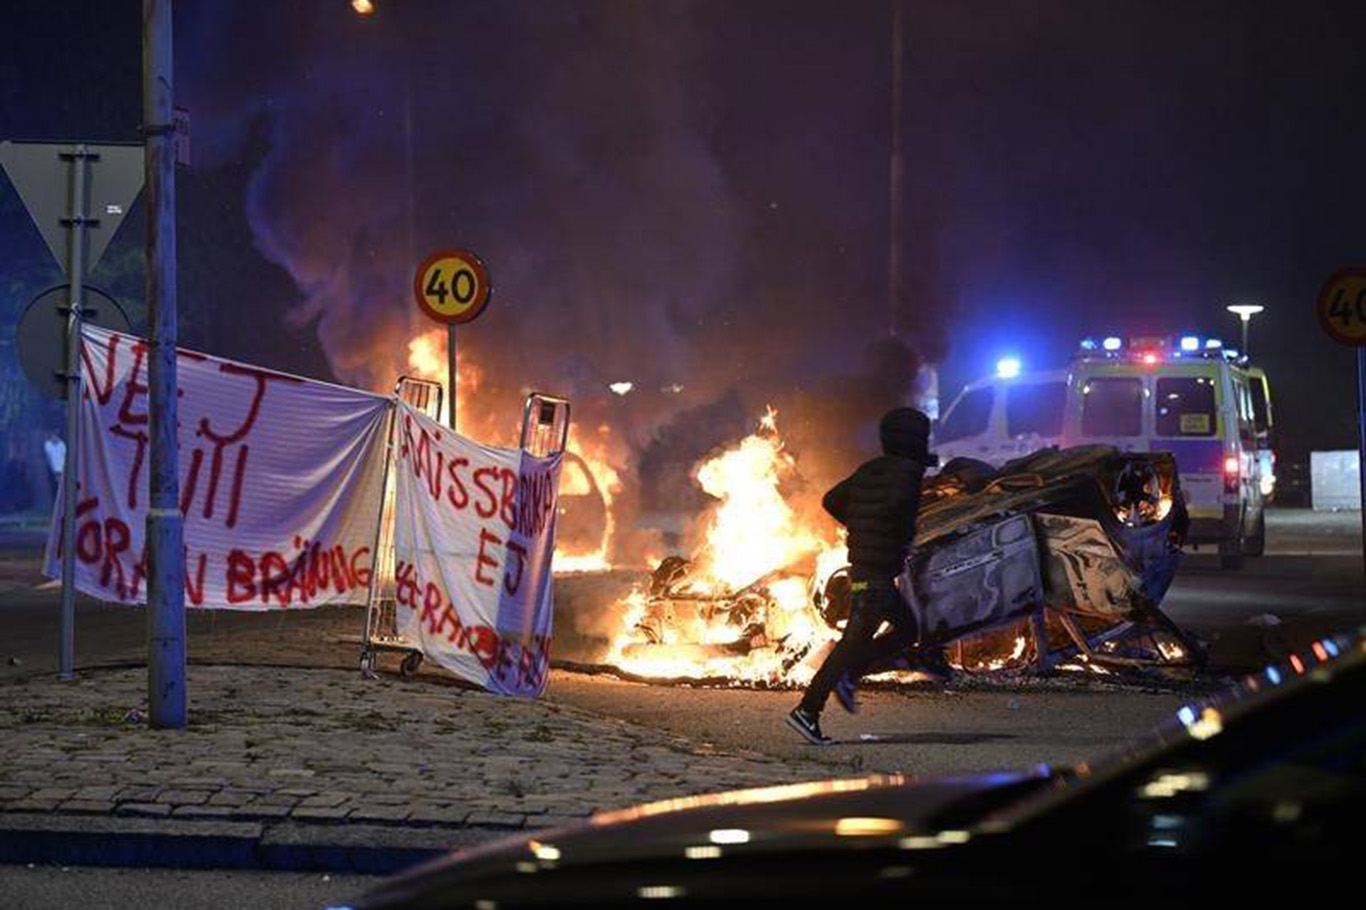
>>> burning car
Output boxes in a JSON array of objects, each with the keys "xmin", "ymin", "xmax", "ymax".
[
  {"xmin": 606, "ymin": 414, "xmax": 1201, "ymax": 684},
  {"xmin": 555, "ymin": 451, "xmax": 611, "ymax": 558}
]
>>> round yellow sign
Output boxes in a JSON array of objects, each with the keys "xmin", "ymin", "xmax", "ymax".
[
  {"xmin": 413, "ymin": 249, "xmax": 492, "ymax": 325},
  {"xmin": 1317, "ymin": 268, "xmax": 1366, "ymax": 346}
]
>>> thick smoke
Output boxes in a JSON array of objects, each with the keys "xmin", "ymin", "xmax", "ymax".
[{"xmin": 182, "ymin": 2, "xmax": 948, "ymax": 561}]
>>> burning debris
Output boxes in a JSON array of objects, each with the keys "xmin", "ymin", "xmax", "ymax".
[
  {"xmin": 606, "ymin": 409, "xmax": 843, "ymax": 685},
  {"xmin": 601, "ymin": 411, "xmax": 1202, "ymax": 688}
]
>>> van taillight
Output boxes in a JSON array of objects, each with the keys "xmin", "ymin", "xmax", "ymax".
[{"xmin": 1224, "ymin": 456, "xmax": 1240, "ymax": 493}]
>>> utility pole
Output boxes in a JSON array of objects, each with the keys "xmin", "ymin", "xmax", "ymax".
[
  {"xmin": 888, "ymin": 0, "xmax": 903, "ymax": 339},
  {"xmin": 143, "ymin": 0, "xmax": 186, "ymax": 729}
]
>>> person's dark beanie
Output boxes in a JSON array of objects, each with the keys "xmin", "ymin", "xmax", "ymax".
[{"xmin": 879, "ymin": 407, "xmax": 932, "ymax": 460}]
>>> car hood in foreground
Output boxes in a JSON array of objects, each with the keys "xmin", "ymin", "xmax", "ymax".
[{"xmin": 352, "ymin": 768, "xmax": 1054, "ymax": 909}]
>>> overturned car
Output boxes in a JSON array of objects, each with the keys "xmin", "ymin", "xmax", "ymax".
[{"xmin": 620, "ymin": 445, "xmax": 1200, "ymax": 682}]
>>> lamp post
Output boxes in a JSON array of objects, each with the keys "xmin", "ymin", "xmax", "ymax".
[{"xmin": 1227, "ymin": 304, "xmax": 1265, "ymax": 357}]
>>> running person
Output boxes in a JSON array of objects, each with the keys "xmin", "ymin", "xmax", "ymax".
[{"xmin": 786, "ymin": 407, "xmax": 934, "ymax": 745}]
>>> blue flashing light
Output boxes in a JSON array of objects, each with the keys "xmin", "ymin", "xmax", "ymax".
[
  {"xmin": 1266, "ymin": 666, "xmax": 1282, "ymax": 685},
  {"xmin": 1080, "ymin": 338, "xmax": 1097, "ymax": 351},
  {"xmin": 1324, "ymin": 639, "xmax": 1340, "ymax": 658},
  {"xmin": 996, "ymin": 356, "xmax": 1022, "ymax": 379},
  {"xmin": 1102, "ymin": 336, "xmax": 1123, "ymax": 352},
  {"xmin": 1204, "ymin": 338, "xmax": 1223, "ymax": 350},
  {"xmin": 1176, "ymin": 706, "xmax": 1196, "ymax": 726},
  {"xmin": 1180, "ymin": 336, "xmax": 1200, "ymax": 352}
]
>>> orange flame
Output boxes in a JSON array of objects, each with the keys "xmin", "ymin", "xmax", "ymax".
[
  {"xmin": 553, "ymin": 424, "xmax": 623, "ymax": 573},
  {"xmin": 691, "ymin": 407, "xmax": 820, "ymax": 590},
  {"xmin": 405, "ymin": 328, "xmax": 485, "ymax": 433},
  {"xmin": 606, "ymin": 407, "xmax": 843, "ymax": 684},
  {"xmin": 407, "ymin": 328, "xmax": 621, "ymax": 570}
]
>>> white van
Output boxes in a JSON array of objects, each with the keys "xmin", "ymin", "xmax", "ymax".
[
  {"xmin": 934, "ymin": 369, "xmax": 1069, "ymax": 466},
  {"xmin": 934, "ymin": 340, "xmax": 1269, "ymax": 568}
]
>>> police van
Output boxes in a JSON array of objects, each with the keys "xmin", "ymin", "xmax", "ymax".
[
  {"xmin": 933, "ymin": 367, "xmax": 1069, "ymax": 464},
  {"xmin": 934, "ymin": 336, "xmax": 1270, "ymax": 568},
  {"xmin": 1246, "ymin": 365, "xmax": 1277, "ymax": 501}
]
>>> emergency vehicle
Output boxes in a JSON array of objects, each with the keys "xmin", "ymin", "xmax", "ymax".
[
  {"xmin": 1246, "ymin": 365, "xmax": 1277, "ymax": 500},
  {"xmin": 934, "ymin": 336, "xmax": 1271, "ymax": 568}
]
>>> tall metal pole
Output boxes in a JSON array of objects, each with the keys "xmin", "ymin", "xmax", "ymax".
[
  {"xmin": 144, "ymin": 0, "xmax": 186, "ymax": 728},
  {"xmin": 448, "ymin": 324, "xmax": 457, "ymax": 431},
  {"xmin": 887, "ymin": 0, "xmax": 903, "ymax": 338},
  {"xmin": 1358, "ymin": 349, "xmax": 1366, "ymax": 588},
  {"xmin": 57, "ymin": 144, "xmax": 92, "ymax": 682}
]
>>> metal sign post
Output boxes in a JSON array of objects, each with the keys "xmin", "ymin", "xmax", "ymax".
[
  {"xmin": 413, "ymin": 249, "xmax": 493, "ymax": 431},
  {"xmin": 56, "ymin": 145, "xmax": 92, "ymax": 681},
  {"xmin": 448, "ymin": 324, "xmax": 457, "ymax": 431},
  {"xmin": 1316, "ymin": 268, "xmax": 1366, "ymax": 589},
  {"xmin": 1359, "ymin": 348, "xmax": 1366, "ymax": 580},
  {"xmin": 1, "ymin": 139, "xmax": 144, "ymax": 681}
]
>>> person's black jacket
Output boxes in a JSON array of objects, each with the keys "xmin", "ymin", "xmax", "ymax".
[{"xmin": 822, "ymin": 455, "xmax": 925, "ymax": 582}]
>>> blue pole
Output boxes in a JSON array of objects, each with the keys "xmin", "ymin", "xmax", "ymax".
[{"xmin": 144, "ymin": 0, "xmax": 186, "ymax": 728}]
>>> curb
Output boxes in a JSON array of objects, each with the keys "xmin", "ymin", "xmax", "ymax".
[{"xmin": 0, "ymin": 814, "xmax": 517, "ymax": 875}]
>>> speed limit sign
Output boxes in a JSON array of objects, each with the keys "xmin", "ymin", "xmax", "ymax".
[
  {"xmin": 1317, "ymin": 268, "xmax": 1366, "ymax": 346},
  {"xmin": 413, "ymin": 249, "xmax": 492, "ymax": 325},
  {"xmin": 1317, "ymin": 267, "xmax": 1366, "ymax": 582}
]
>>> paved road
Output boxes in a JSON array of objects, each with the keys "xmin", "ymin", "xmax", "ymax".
[
  {"xmin": 1164, "ymin": 508, "xmax": 1363, "ymax": 667},
  {"xmin": 1, "ymin": 508, "xmax": 1360, "ymax": 784},
  {"xmin": 4, "ymin": 509, "xmax": 1361, "ymax": 679},
  {"xmin": 0, "ymin": 865, "xmax": 373, "ymax": 910},
  {"xmin": 538, "ymin": 509, "xmax": 1364, "ymax": 775},
  {"xmin": 544, "ymin": 669, "xmax": 1197, "ymax": 777}
]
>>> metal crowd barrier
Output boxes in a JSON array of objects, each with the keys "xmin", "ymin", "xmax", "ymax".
[{"xmin": 358, "ymin": 385, "xmax": 572, "ymax": 679}]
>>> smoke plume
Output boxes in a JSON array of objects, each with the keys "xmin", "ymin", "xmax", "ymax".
[{"xmin": 182, "ymin": 2, "xmax": 948, "ymax": 560}]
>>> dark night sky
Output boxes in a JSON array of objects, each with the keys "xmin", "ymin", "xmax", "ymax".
[{"xmin": 3, "ymin": 1, "xmax": 1366, "ymax": 479}]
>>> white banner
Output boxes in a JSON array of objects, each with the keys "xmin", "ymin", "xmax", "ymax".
[
  {"xmin": 391, "ymin": 402, "xmax": 561, "ymax": 697},
  {"xmin": 46, "ymin": 325, "xmax": 390, "ymax": 610}
]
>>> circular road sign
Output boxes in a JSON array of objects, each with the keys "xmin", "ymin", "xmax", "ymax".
[
  {"xmin": 1317, "ymin": 268, "xmax": 1366, "ymax": 346},
  {"xmin": 17, "ymin": 284, "xmax": 132, "ymax": 399},
  {"xmin": 413, "ymin": 249, "xmax": 492, "ymax": 325}
]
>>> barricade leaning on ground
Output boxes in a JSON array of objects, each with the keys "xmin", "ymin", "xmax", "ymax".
[
  {"xmin": 389, "ymin": 402, "xmax": 563, "ymax": 697},
  {"xmin": 44, "ymin": 324, "xmax": 567, "ymax": 697}
]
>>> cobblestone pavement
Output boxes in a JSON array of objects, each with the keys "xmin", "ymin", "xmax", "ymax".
[{"xmin": 0, "ymin": 664, "xmax": 836, "ymax": 840}]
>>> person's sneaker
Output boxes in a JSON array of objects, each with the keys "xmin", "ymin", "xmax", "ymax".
[
  {"xmin": 834, "ymin": 674, "xmax": 859, "ymax": 715},
  {"xmin": 786, "ymin": 706, "xmax": 834, "ymax": 745}
]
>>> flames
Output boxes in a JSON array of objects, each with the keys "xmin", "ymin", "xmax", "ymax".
[
  {"xmin": 406, "ymin": 329, "xmax": 486, "ymax": 435},
  {"xmin": 552, "ymin": 424, "xmax": 623, "ymax": 573},
  {"xmin": 691, "ymin": 406, "xmax": 822, "ymax": 590},
  {"xmin": 406, "ymin": 328, "xmax": 623, "ymax": 571},
  {"xmin": 605, "ymin": 407, "xmax": 844, "ymax": 685},
  {"xmin": 600, "ymin": 406, "xmax": 1043, "ymax": 686},
  {"xmin": 392, "ymin": 334, "xmax": 1189, "ymax": 686},
  {"xmin": 400, "ymin": 334, "xmax": 1049, "ymax": 686}
]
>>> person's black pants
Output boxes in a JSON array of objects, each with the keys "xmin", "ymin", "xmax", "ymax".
[{"xmin": 800, "ymin": 583, "xmax": 918, "ymax": 715}]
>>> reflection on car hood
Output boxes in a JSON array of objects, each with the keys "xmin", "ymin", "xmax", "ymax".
[{"xmin": 354, "ymin": 769, "xmax": 1054, "ymax": 908}]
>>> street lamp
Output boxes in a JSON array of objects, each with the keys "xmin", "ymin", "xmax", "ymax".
[{"xmin": 1226, "ymin": 304, "xmax": 1265, "ymax": 357}]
